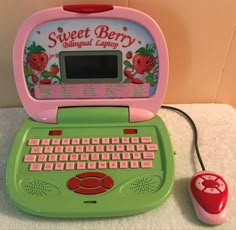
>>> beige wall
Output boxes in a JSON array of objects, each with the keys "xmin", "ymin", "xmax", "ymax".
[{"xmin": 1, "ymin": 0, "xmax": 236, "ymax": 108}]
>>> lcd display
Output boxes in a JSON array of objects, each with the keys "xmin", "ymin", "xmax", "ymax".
[
  {"xmin": 65, "ymin": 55, "xmax": 118, "ymax": 79},
  {"xmin": 60, "ymin": 51, "xmax": 122, "ymax": 83}
]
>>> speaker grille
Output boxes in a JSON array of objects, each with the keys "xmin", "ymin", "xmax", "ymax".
[
  {"xmin": 20, "ymin": 178, "xmax": 60, "ymax": 197},
  {"xmin": 121, "ymin": 175, "xmax": 162, "ymax": 195}
]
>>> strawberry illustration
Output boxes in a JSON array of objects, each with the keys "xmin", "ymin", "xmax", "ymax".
[
  {"xmin": 131, "ymin": 78, "xmax": 144, "ymax": 84},
  {"xmin": 26, "ymin": 42, "xmax": 48, "ymax": 72},
  {"xmin": 126, "ymin": 51, "xmax": 132, "ymax": 59},
  {"xmin": 40, "ymin": 78, "xmax": 51, "ymax": 84},
  {"xmin": 57, "ymin": 27, "xmax": 63, "ymax": 33},
  {"xmin": 124, "ymin": 68, "xmax": 134, "ymax": 79},
  {"xmin": 50, "ymin": 64, "xmax": 59, "ymax": 75},
  {"xmin": 31, "ymin": 74, "xmax": 39, "ymax": 83},
  {"xmin": 132, "ymin": 44, "xmax": 156, "ymax": 74}
]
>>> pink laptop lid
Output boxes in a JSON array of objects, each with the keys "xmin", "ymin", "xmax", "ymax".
[{"xmin": 13, "ymin": 5, "xmax": 169, "ymax": 123}]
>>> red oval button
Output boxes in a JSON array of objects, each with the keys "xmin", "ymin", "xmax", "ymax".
[
  {"xmin": 77, "ymin": 172, "xmax": 106, "ymax": 179},
  {"xmin": 68, "ymin": 177, "xmax": 80, "ymax": 190},
  {"xmin": 80, "ymin": 178, "xmax": 101, "ymax": 188},
  {"xmin": 68, "ymin": 172, "xmax": 114, "ymax": 195},
  {"xmin": 102, "ymin": 176, "xmax": 114, "ymax": 189},
  {"xmin": 75, "ymin": 187, "xmax": 106, "ymax": 195}
]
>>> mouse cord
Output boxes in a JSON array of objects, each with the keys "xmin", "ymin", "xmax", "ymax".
[{"xmin": 161, "ymin": 105, "xmax": 206, "ymax": 171}]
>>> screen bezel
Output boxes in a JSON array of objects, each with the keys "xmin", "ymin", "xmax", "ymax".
[
  {"xmin": 14, "ymin": 6, "xmax": 169, "ymax": 123},
  {"xmin": 59, "ymin": 50, "xmax": 123, "ymax": 83}
]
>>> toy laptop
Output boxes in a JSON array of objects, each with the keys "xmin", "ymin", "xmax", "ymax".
[{"xmin": 7, "ymin": 4, "xmax": 174, "ymax": 218}]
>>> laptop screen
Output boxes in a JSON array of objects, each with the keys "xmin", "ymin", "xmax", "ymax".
[
  {"xmin": 14, "ymin": 6, "xmax": 168, "ymax": 122},
  {"xmin": 23, "ymin": 18, "xmax": 159, "ymax": 100}
]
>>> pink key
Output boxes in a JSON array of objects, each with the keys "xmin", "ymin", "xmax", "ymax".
[
  {"xmin": 52, "ymin": 138, "xmax": 60, "ymax": 145},
  {"xmin": 126, "ymin": 144, "xmax": 135, "ymax": 151},
  {"xmin": 136, "ymin": 144, "xmax": 145, "ymax": 151},
  {"xmin": 31, "ymin": 147, "xmax": 43, "ymax": 154},
  {"xmin": 111, "ymin": 137, "xmax": 120, "ymax": 144},
  {"xmin": 109, "ymin": 162, "xmax": 118, "ymax": 169},
  {"xmin": 92, "ymin": 138, "xmax": 100, "ymax": 144},
  {"xmin": 38, "ymin": 155, "xmax": 47, "ymax": 162},
  {"xmin": 70, "ymin": 154, "xmax": 78, "ymax": 161},
  {"xmin": 96, "ymin": 145, "xmax": 104, "ymax": 152},
  {"xmin": 59, "ymin": 154, "xmax": 68, "ymax": 161},
  {"xmin": 24, "ymin": 155, "xmax": 36, "ymax": 162},
  {"xmin": 48, "ymin": 154, "xmax": 58, "ymax": 162},
  {"xmin": 121, "ymin": 137, "xmax": 129, "ymax": 144},
  {"xmin": 44, "ymin": 146, "xmax": 53, "ymax": 154},
  {"xmin": 72, "ymin": 138, "xmax": 80, "ymax": 145},
  {"xmin": 29, "ymin": 163, "xmax": 42, "ymax": 171},
  {"xmin": 98, "ymin": 162, "xmax": 107, "ymax": 169},
  {"xmin": 141, "ymin": 136, "xmax": 152, "ymax": 143},
  {"xmin": 86, "ymin": 145, "xmax": 94, "ymax": 152},
  {"xmin": 133, "ymin": 152, "xmax": 141, "ymax": 160},
  {"xmin": 101, "ymin": 153, "xmax": 110, "ymax": 160},
  {"xmin": 102, "ymin": 138, "xmax": 110, "ymax": 144},
  {"xmin": 130, "ymin": 161, "xmax": 139, "ymax": 168},
  {"xmin": 80, "ymin": 154, "xmax": 89, "ymax": 161},
  {"xmin": 122, "ymin": 152, "xmax": 131, "ymax": 160},
  {"xmin": 77, "ymin": 162, "xmax": 86, "ymax": 170},
  {"xmin": 146, "ymin": 144, "xmax": 158, "ymax": 151},
  {"xmin": 91, "ymin": 153, "xmax": 99, "ymax": 160},
  {"xmin": 143, "ymin": 152, "xmax": 155, "ymax": 159},
  {"xmin": 75, "ymin": 146, "xmax": 84, "ymax": 152},
  {"xmin": 65, "ymin": 146, "xmax": 74, "ymax": 153},
  {"xmin": 62, "ymin": 138, "xmax": 70, "ymax": 145},
  {"xmin": 106, "ymin": 145, "xmax": 114, "ymax": 152},
  {"xmin": 28, "ymin": 139, "xmax": 40, "ymax": 146},
  {"xmin": 88, "ymin": 162, "xmax": 96, "ymax": 169},
  {"xmin": 112, "ymin": 153, "xmax": 120, "ymax": 160},
  {"xmin": 141, "ymin": 161, "xmax": 153, "ymax": 168},
  {"xmin": 82, "ymin": 138, "xmax": 90, "ymax": 145},
  {"xmin": 41, "ymin": 139, "xmax": 50, "ymax": 145},
  {"xmin": 66, "ymin": 162, "xmax": 75, "ymax": 170},
  {"xmin": 44, "ymin": 163, "xmax": 53, "ymax": 171},
  {"xmin": 120, "ymin": 161, "xmax": 128, "ymax": 168},
  {"xmin": 116, "ymin": 145, "xmax": 124, "ymax": 151},
  {"xmin": 55, "ymin": 146, "xmax": 63, "ymax": 153},
  {"xmin": 55, "ymin": 163, "xmax": 64, "ymax": 170},
  {"xmin": 131, "ymin": 137, "xmax": 139, "ymax": 144}
]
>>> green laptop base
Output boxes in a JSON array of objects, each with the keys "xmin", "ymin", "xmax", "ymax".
[{"xmin": 7, "ymin": 108, "xmax": 174, "ymax": 218}]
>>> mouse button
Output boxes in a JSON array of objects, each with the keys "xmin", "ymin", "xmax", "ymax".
[
  {"xmin": 202, "ymin": 175, "xmax": 218, "ymax": 180},
  {"xmin": 204, "ymin": 188, "xmax": 220, "ymax": 194},
  {"xmin": 200, "ymin": 192, "xmax": 227, "ymax": 214},
  {"xmin": 202, "ymin": 180, "xmax": 218, "ymax": 188},
  {"xmin": 216, "ymin": 179, "xmax": 226, "ymax": 192},
  {"xmin": 195, "ymin": 177, "xmax": 205, "ymax": 191}
]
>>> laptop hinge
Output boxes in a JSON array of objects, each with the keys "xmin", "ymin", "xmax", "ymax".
[{"xmin": 57, "ymin": 107, "xmax": 129, "ymax": 124}]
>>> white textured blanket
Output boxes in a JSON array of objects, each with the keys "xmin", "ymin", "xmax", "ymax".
[{"xmin": 0, "ymin": 104, "xmax": 235, "ymax": 230}]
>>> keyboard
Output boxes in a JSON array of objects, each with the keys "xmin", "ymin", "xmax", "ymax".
[
  {"xmin": 7, "ymin": 116, "xmax": 174, "ymax": 217},
  {"xmin": 24, "ymin": 133, "xmax": 158, "ymax": 172}
]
